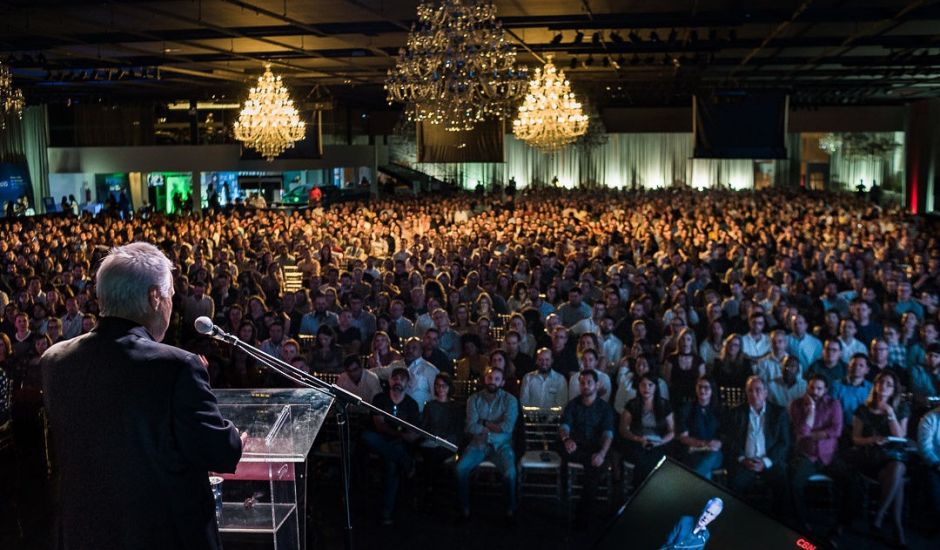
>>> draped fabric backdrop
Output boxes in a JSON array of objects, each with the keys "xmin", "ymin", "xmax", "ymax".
[
  {"xmin": 829, "ymin": 132, "xmax": 905, "ymax": 192},
  {"xmin": 23, "ymin": 105, "xmax": 50, "ymax": 212},
  {"xmin": 390, "ymin": 131, "xmax": 903, "ymax": 191}
]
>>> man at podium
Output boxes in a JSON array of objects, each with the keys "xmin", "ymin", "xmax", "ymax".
[{"xmin": 42, "ymin": 242, "xmax": 243, "ymax": 550}]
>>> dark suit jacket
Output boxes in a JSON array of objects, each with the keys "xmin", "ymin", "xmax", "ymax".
[
  {"xmin": 42, "ymin": 317, "xmax": 242, "ymax": 550},
  {"xmin": 723, "ymin": 401, "xmax": 790, "ymax": 469}
]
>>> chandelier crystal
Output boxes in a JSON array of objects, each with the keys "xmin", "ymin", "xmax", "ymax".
[
  {"xmin": 818, "ymin": 133, "xmax": 842, "ymax": 154},
  {"xmin": 512, "ymin": 56, "xmax": 589, "ymax": 152},
  {"xmin": 0, "ymin": 59, "xmax": 25, "ymax": 129},
  {"xmin": 234, "ymin": 64, "xmax": 306, "ymax": 161},
  {"xmin": 385, "ymin": 0, "xmax": 529, "ymax": 132}
]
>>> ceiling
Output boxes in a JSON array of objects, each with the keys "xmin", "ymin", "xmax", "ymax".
[{"xmin": 1, "ymin": 0, "xmax": 939, "ymax": 109}]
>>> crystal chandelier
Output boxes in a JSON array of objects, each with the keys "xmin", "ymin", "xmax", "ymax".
[
  {"xmin": 234, "ymin": 64, "xmax": 306, "ymax": 161},
  {"xmin": 512, "ymin": 56, "xmax": 589, "ymax": 152},
  {"xmin": 818, "ymin": 133, "xmax": 842, "ymax": 154},
  {"xmin": 0, "ymin": 59, "xmax": 25, "ymax": 130},
  {"xmin": 385, "ymin": 0, "xmax": 528, "ymax": 132}
]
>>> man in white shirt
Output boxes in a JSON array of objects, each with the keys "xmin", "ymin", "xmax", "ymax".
[
  {"xmin": 598, "ymin": 316, "xmax": 624, "ymax": 367},
  {"xmin": 741, "ymin": 313, "xmax": 771, "ymax": 361},
  {"xmin": 787, "ymin": 313, "xmax": 822, "ymax": 371},
  {"xmin": 766, "ymin": 356, "xmax": 806, "ymax": 408},
  {"xmin": 726, "ymin": 376, "xmax": 790, "ymax": 513},
  {"xmin": 837, "ymin": 319, "xmax": 868, "ymax": 364},
  {"xmin": 373, "ymin": 337, "xmax": 439, "ymax": 412},
  {"xmin": 60, "ymin": 296, "xmax": 83, "ymax": 340},
  {"xmin": 336, "ymin": 355, "xmax": 382, "ymax": 406},
  {"xmin": 754, "ymin": 330, "xmax": 793, "ymax": 384},
  {"xmin": 520, "ymin": 348, "xmax": 569, "ymax": 409}
]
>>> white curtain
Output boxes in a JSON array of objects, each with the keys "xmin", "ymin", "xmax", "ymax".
[{"xmin": 829, "ymin": 132, "xmax": 905, "ymax": 191}]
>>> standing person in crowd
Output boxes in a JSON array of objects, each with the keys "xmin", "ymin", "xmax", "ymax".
[
  {"xmin": 559, "ymin": 369, "xmax": 614, "ymax": 530},
  {"xmin": 455, "ymin": 366, "xmax": 519, "ymax": 523},
  {"xmin": 41, "ymin": 242, "xmax": 242, "ymax": 550}
]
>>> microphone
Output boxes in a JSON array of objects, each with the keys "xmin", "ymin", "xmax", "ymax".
[{"xmin": 194, "ymin": 316, "xmax": 226, "ymax": 339}]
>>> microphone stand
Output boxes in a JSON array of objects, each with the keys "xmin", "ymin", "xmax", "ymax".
[{"xmin": 205, "ymin": 326, "xmax": 457, "ymax": 550}]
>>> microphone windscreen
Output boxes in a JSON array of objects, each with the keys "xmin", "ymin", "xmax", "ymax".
[{"xmin": 194, "ymin": 316, "xmax": 214, "ymax": 335}]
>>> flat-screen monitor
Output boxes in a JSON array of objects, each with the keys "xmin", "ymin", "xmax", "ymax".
[
  {"xmin": 693, "ymin": 92, "xmax": 788, "ymax": 159},
  {"xmin": 594, "ymin": 458, "xmax": 821, "ymax": 550}
]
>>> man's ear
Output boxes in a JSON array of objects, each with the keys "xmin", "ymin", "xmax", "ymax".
[{"xmin": 148, "ymin": 286, "xmax": 161, "ymax": 310}]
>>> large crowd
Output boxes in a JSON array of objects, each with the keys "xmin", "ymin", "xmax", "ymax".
[{"xmin": 1, "ymin": 187, "xmax": 939, "ymax": 546}]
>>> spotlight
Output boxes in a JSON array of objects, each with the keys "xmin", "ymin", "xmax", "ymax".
[
  {"xmin": 573, "ymin": 31, "xmax": 584, "ymax": 44},
  {"xmin": 550, "ymin": 33, "xmax": 563, "ymax": 45}
]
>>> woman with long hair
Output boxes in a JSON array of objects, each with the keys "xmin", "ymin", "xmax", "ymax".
[
  {"xmin": 713, "ymin": 334, "xmax": 753, "ymax": 389},
  {"xmin": 663, "ymin": 327, "xmax": 705, "ymax": 406},
  {"xmin": 619, "ymin": 373, "xmax": 675, "ymax": 487},
  {"xmin": 366, "ymin": 331, "xmax": 402, "ymax": 370},
  {"xmin": 851, "ymin": 370, "xmax": 910, "ymax": 546},
  {"xmin": 676, "ymin": 375, "xmax": 723, "ymax": 479}
]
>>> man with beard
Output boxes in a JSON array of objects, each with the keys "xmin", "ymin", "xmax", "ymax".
[
  {"xmin": 455, "ymin": 366, "xmax": 519, "ymax": 523},
  {"xmin": 598, "ymin": 316, "xmax": 624, "ymax": 367},
  {"xmin": 559, "ymin": 369, "xmax": 614, "ymax": 530},
  {"xmin": 361, "ymin": 367, "xmax": 421, "ymax": 526},
  {"xmin": 789, "ymin": 374, "xmax": 848, "ymax": 534},
  {"xmin": 520, "ymin": 348, "xmax": 568, "ymax": 409},
  {"xmin": 375, "ymin": 337, "xmax": 438, "ymax": 412},
  {"xmin": 421, "ymin": 327, "xmax": 454, "ymax": 376}
]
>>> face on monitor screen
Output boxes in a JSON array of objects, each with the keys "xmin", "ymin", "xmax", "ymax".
[{"xmin": 593, "ymin": 459, "xmax": 819, "ymax": 550}]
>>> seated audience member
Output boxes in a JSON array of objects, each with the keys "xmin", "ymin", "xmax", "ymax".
[
  {"xmin": 849, "ymin": 370, "xmax": 910, "ymax": 547},
  {"xmin": 455, "ymin": 333, "xmax": 487, "ymax": 381},
  {"xmin": 619, "ymin": 373, "xmax": 675, "ymax": 487},
  {"xmin": 503, "ymin": 330, "xmax": 535, "ymax": 377},
  {"xmin": 375, "ymin": 337, "xmax": 439, "ymax": 413},
  {"xmin": 724, "ymin": 376, "xmax": 790, "ymax": 513},
  {"xmin": 831, "ymin": 354, "xmax": 873, "ymax": 438},
  {"xmin": 754, "ymin": 330, "xmax": 792, "ymax": 384},
  {"xmin": 868, "ymin": 337, "xmax": 906, "ymax": 385},
  {"xmin": 788, "ymin": 374, "xmax": 849, "ymax": 534},
  {"xmin": 308, "ymin": 324, "xmax": 343, "ymax": 374},
  {"xmin": 489, "ymin": 349, "xmax": 519, "ymax": 397},
  {"xmin": 567, "ymin": 349, "xmax": 611, "ymax": 402},
  {"xmin": 559, "ymin": 369, "xmax": 614, "ymax": 529},
  {"xmin": 787, "ymin": 313, "xmax": 823, "ymax": 372},
  {"xmin": 676, "ymin": 375, "xmax": 723, "ymax": 480},
  {"xmin": 419, "ymin": 373, "xmax": 464, "ymax": 494},
  {"xmin": 712, "ymin": 334, "xmax": 752, "ymax": 390},
  {"xmin": 361, "ymin": 367, "xmax": 421, "ymax": 526},
  {"xmin": 520, "ymin": 347, "xmax": 569, "ymax": 410},
  {"xmin": 662, "ymin": 327, "xmax": 705, "ymax": 406},
  {"xmin": 907, "ymin": 343, "xmax": 940, "ymax": 405},
  {"xmin": 741, "ymin": 313, "xmax": 771, "ymax": 362},
  {"xmin": 917, "ymin": 405, "xmax": 940, "ymax": 525},
  {"xmin": 805, "ymin": 339, "xmax": 847, "ymax": 388},
  {"xmin": 365, "ymin": 330, "xmax": 402, "ymax": 369},
  {"xmin": 766, "ymin": 355, "xmax": 806, "ymax": 408},
  {"xmin": 614, "ymin": 354, "xmax": 669, "ymax": 414},
  {"xmin": 837, "ymin": 319, "xmax": 868, "ymax": 365},
  {"xmin": 335, "ymin": 309, "xmax": 363, "ymax": 356},
  {"xmin": 455, "ymin": 366, "xmax": 519, "ymax": 522},
  {"xmin": 422, "ymin": 328, "xmax": 454, "ymax": 376},
  {"xmin": 336, "ymin": 355, "xmax": 382, "ymax": 405}
]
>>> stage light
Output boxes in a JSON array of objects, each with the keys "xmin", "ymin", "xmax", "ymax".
[
  {"xmin": 550, "ymin": 33, "xmax": 563, "ymax": 45},
  {"xmin": 573, "ymin": 31, "xmax": 584, "ymax": 44}
]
